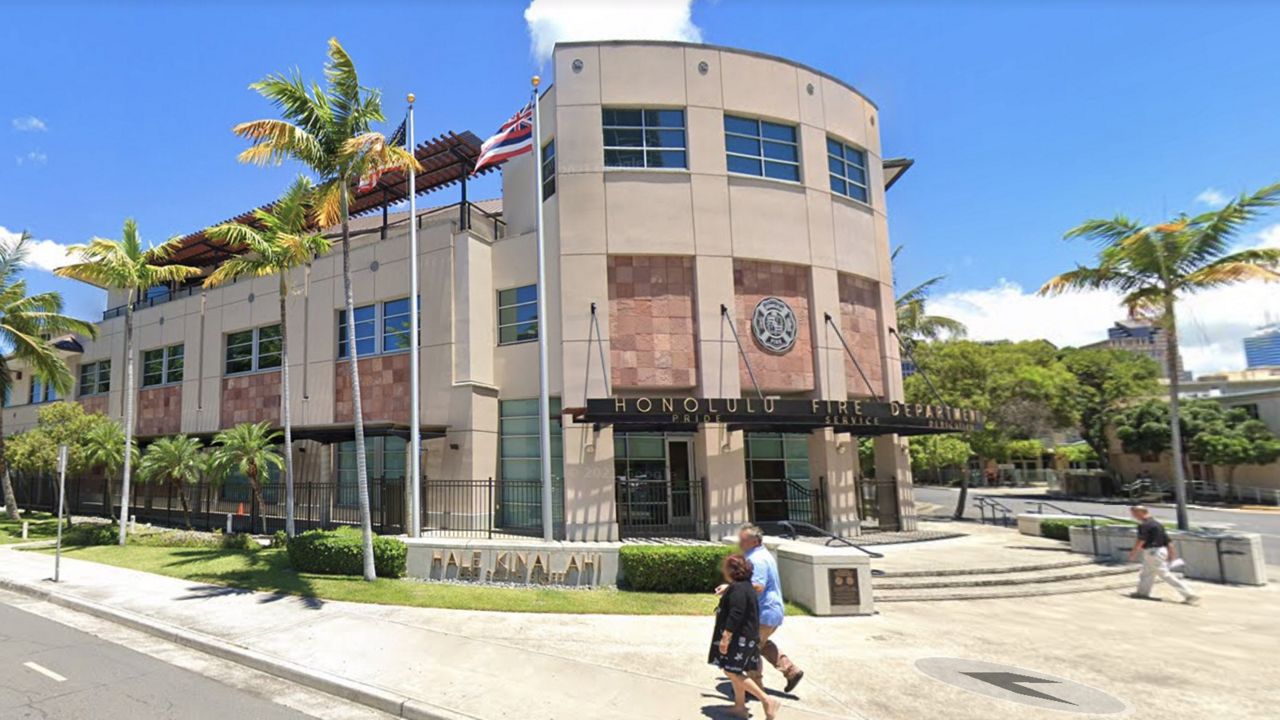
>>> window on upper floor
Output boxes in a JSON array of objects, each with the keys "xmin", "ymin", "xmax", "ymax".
[
  {"xmin": 827, "ymin": 137, "xmax": 869, "ymax": 204},
  {"xmin": 541, "ymin": 139, "xmax": 556, "ymax": 200},
  {"xmin": 724, "ymin": 115, "xmax": 800, "ymax": 182},
  {"xmin": 225, "ymin": 325, "xmax": 281, "ymax": 375},
  {"xmin": 142, "ymin": 344, "xmax": 184, "ymax": 386},
  {"xmin": 497, "ymin": 285, "xmax": 538, "ymax": 345},
  {"xmin": 79, "ymin": 360, "xmax": 111, "ymax": 396},
  {"xmin": 337, "ymin": 298, "xmax": 419, "ymax": 358},
  {"xmin": 28, "ymin": 376, "xmax": 57, "ymax": 405},
  {"xmin": 602, "ymin": 108, "xmax": 687, "ymax": 169}
]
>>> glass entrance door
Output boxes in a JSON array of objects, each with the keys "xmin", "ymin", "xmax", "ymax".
[
  {"xmin": 746, "ymin": 433, "xmax": 811, "ymax": 524},
  {"xmin": 667, "ymin": 439, "xmax": 694, "ymax": 522}
]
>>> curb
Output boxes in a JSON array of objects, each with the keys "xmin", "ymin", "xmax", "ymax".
[{"xmin": 0, "ymin": 576, "xmax": 474, "ymax": 720}]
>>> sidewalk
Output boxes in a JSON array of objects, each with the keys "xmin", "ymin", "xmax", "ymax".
[{"xmin": 3, "ymin": 534, "xmax": 1278, "ymax": 720}]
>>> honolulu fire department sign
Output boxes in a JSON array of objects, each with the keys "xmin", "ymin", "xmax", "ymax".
[
  {"xmin": 577, "ymin": 397, "xmax": 983, "ymax": 435},
  {"xmin": 752, "ymin": 297, "xmax": 797, "ymax": 354}
]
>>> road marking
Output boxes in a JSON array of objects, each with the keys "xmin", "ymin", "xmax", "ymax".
[
  {"xmin": 23, "ymin": 661, "xmax": 67, "ymax": 682},
  {"xmin": 916, "ymin": 657, "xmax": 1126, "ymax": 714}
]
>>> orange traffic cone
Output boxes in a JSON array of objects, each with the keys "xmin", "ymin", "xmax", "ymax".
[{"xmin": 237, "ymin": 502, "xmax": 245, "ymax": 516}]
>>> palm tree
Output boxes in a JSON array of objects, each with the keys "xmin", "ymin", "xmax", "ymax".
[
  {"xmin": 210, "ymin": 422, "xmax": 284, "ymax": 535},
  {"xmin": 82, "ymin": 415, "xmax": 133, "ymax": 521},
  {"xmin": 138, "ymin": 435, "xmax": 206, "ymax": 530},
  {"xmin": 234, "ymin": 38, "xmax": 419, "ymax": 579},
  {"xmin": 54, "ymin": 220, "xmax": 201, "ymax": 543},
  {"xmin": 0, "ymin": 232, "xmax": 98, "ymax": 520},
  {"xmin": 205, "ymin": 177, "xmax": 331, "ymax": 537},
  {"xmin": 892, "ymin": 246, "xmax": 967, "ymax": 347},
  {"xmin": 1040, "ymin": 182, "xmax": 1280, "ymax": 529}
]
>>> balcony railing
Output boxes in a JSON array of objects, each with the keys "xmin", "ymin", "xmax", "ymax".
[{"xmin": 101, "ymin": 284, "xmax": 203, "ymax": 321}]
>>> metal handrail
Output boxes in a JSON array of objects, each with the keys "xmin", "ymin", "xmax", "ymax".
[
  {"xmin": 972, "ymin": 495, "xmax": 1015, "ymax": 526},
  {"xmin": 769, "ymin": 519, "xmax": 884, "ymax": 559}
]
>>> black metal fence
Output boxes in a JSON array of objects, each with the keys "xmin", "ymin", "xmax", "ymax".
[
  {"xmin": 857, "ymin": 477, "xmax": 901, "ymax": 530},
  {"xmin": 783, "ymin": 477, "xmax": 828, "ymax": 529},
  {"xmin": 615, "ymin": 477, "xmax": 707, "ymax": 539},
  {"xmin": 420, "ymin": 478, "xmax": 544, "ymax": 538}
]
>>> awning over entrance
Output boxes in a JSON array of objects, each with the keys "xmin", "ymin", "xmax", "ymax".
[{"xmin": 573, "ymin": 397, "xmax": 982, "ymax": 436}]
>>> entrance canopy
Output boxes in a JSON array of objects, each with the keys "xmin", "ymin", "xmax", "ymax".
[{"xmin": 574, "ymin": 397, "xmax": 982, "ymax": 436}]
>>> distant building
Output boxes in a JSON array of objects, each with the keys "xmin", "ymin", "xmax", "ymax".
[
  {"xmin": 1244, "ymin": 323, "xmax": 1280, "ymax": 369},
  {"xmin": 1084, "ymin": 320, "xmax": 1188, "ymax": 380}
]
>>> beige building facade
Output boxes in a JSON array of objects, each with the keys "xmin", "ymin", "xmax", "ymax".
[{"xmin": 7, "ymin": 41, "xmax": 940, "ymax": 541}]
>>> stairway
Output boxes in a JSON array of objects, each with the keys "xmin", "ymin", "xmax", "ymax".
[{"xmin": 872, "ymin": 556, "xmax": 1139, "ymax": 602}]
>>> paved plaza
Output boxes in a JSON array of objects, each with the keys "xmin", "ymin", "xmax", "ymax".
[{"xmin": 2, "ymin": 523, "xmax": 1276, "ymax": 720}]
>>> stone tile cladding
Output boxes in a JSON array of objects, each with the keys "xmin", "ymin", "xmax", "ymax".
[
  {"xmin": 608, "ymin": 255, "xmax": 698, "ymax": 389},
  {"xmin": 837, "ymin": 273, "xmax": 885, "ymax": 398},
  {"xmin": 335, "ymin": 353, "xmax": 411, "ymax": 423},
  {"xmin": 78, "ymin": 394, "xmax": 107, "ymax": 416},
  {"xmin": 733, "ymin": 260, "xmax": 814, "ymax": 393},
  {"xmin": 221, "ymin": 371, "xmax": 282, "ymax": 427},
  {"xmin": 136, "ymin": 385, "xmax": 182, "ymax": 436}
]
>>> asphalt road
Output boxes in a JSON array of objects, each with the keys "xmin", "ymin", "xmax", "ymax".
[
  {"xmin": 913, "ymin": 485, "xmax": 1280, "ymax": 566},
  {"xmin": 0, "ymin": 601, "xmax": 315, "ymax": 720}
]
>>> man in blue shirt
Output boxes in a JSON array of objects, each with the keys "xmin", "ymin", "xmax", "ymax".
[{"xmin": 738, "ymin": 523, "xmax": 804, "ymax": 693}]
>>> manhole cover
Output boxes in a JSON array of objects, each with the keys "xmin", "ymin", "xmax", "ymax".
[{"xmin": 915, "ymin": 657, "xmax": 1126, "ymax": 714}]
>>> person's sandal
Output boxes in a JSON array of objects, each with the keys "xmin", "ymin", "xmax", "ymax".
[{"xmin": 784, "ymin": 670, "xmax": 804, "ymax": 694}]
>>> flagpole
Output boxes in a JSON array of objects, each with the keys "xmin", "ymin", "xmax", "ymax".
[
  {"xmin": 532, "ymin": 76, "xmax": 554, "ymax": 542},
  {"xmin": 407, "ymin": 93, "xmax": 422, "ymax": 538}
]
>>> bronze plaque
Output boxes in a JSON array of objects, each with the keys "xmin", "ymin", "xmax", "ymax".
[{"xmin": 829, "ymin": 568, "xmax": 861, "ymax": 606}]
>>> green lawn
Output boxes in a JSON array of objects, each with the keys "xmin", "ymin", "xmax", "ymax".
[
  {"xmin": 0, "ymin": 511, "xmax": 60, "ymax": 545},
  {"xmin": 41, "ymin": 545, "xmax": 810, "ymax": 616}
]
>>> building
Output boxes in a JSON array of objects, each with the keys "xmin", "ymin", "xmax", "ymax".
[
  {"xmin": 5, "ymin": 41, "xmax": 980, "ymax": 541},
  {"xmin": 1084, "ymin": 320, "xmax": 1188, "ymax": 380},
  {"xmin": 1244, "ymin": 323, "xmax": 1280, "ymax": 369}
]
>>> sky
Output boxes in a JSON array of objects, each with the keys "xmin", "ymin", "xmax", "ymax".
[{"xmin": 3, "ymin": 0, "xmax": 1280, "ymax": 375}]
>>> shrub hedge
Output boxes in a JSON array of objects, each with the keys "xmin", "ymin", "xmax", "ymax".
[
  {"xmin": 62, "ymin": 523, "xmax": 119, "ymax": 546},
  {"xmin": 619, "ymin": 545, "xmax": 733, "ymax": 593},
  {"xmin": 286, "ymin": 528, "xmax": 407, "ymax": 578},
  {"xmin": 1039, "ymin": 518, "xmax": 1111, "ymax": 541}
]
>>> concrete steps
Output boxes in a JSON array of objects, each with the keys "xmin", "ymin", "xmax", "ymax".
[{"xmin": 873, "ymin": 558, "xmax": 1140, "ymax": 602}]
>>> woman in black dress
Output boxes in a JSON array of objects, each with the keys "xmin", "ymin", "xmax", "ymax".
[{"xmin": 710, "ymin": 554, "xmax": 780, "ymax": 719}]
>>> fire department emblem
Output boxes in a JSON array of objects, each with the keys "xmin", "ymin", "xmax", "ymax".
[{"xmin": 751, "ymin": 297, "xmax": 797, "ymax": 354}]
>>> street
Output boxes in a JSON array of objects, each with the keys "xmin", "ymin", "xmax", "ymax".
[
  {"xmin": 914, "ymin": 485, "xmax": 1280, "ymax": 565},
  {"xmin": 0, "ymin": 600, "xmax": 318, "ymax": 720}
]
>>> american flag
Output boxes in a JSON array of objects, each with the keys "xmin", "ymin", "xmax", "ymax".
[
  {"xmin": 357, "ymin": 115, "xmax": 409, "ymax": 193},
  {"xmin": 473, "ymin": 103, "xmax": 534, "ymax": 174}
]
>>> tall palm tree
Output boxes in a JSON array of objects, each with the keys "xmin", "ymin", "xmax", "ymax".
[
  {"xmin": 1040, "ymin": 182, "xmax": 1280, "ymax": 529},
  {"xmin": 234, "ymin": 38, "xmax": 419, "ymax": 579},
  {"xmin": 138, "ymin": 435, "xmax": 206, "ymax": 530},
  {"xmin": 0, "ymin": 232, "xmax": 98, "ymax": 520},
  {"xmin": 892, "ymin": 246, "xmax": 967, "ymax": 348},
  {"xmin": 205, "ymin": 177, "xmax": 331, "ymax": 537},
  {"xmin": 82, "ymin": 415, "xmax": 133, "ymax": 521},
  {"xmin": 54, "ymin": 220, "xmax": 200, "ymax": 543},
  {"xmin": 210, "ymin": 422, "xmax": 284, "ymax": 535}
]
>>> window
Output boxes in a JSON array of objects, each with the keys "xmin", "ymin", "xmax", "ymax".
[
  {"xmin": 745, "ymin": 433, "xmax": 812, "ymax": 523},
  {"xmin": 724, "ymin": 115, "xmax": 800, "ymax": 181},
  {"xmin": 497, "ymin": 285, "xmax": 538, "ymax": 344},
  {"xmin": 602, "ymin": 108, "xmax": 687, "ymax": 169},
  {"xmin": 79, "ymin": 360, "xmax": 111, "ymax": 396},
  {"xmin": 336, "ymin": 437, "xmax": 406, "ymax": 507},
  {"xmin": 142, "ymin": 344, "xmax": 184, "ymax": 386},
  {"xmin": 28, "ymin": 377, "xmax": 57, "ymax": 404},
  {"xmin": 338, "ymin": 298, "xmax": 418, "ymax": 358},
  {"xmin": 499, "ymin": 398, "xmax": 563, "ymax": 532},
  {"xmin": 827, "ymin": 137, "xmax": 869, "ymax": 203},
  {"xmin": 541, "ymin": 140, "xmax": 556, "ymax": 200},
  {"xmin": 225, "ymin": 325, "xmax": 281, "ymax": 375}
]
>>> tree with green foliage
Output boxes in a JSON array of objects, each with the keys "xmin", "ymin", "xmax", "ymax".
[
  {"xmin": 82, "ymin": 417, "xmax": 134, "ymax": 521},
  {"xmin": 892, "ymin": 246, "xmax": 966, "ymax": 348},
  {"xmin": 1059, "ymin": 347, "xmax": 1160, "ymax": 470},
  {"xmin": 138, "ymin": 435, "xmax": 208, "ymax": 530},
  {"xmin": 1041, "ymin": 182, "xmax": 1280, "ymax": 529},
  {"xmin": 908, "ymin": 435, "xmax": 972, "ymax": 485},
  {"xmin": 1055, "ymin": 443, "xmax": 1099, "ymax": 467},
  {"xmin": 234, "ymin": 38, "xmax": 420, "ymax": 579},
  {"xmin": 0, "ymin": 234, "xmax": 98, "ymax": 520},
  {"xmin": 1191, "ymin": 411, "xmax": 1280, "ymax": 494},
  {"xmin": 210, "ymin": 422, "xmax": 284, "ymax": 535},
  {"xmin": 906, "ymin": 339, "xmax": 1080, "ymax": 516},
  {"xmin": 55, "ymin": 220, "xmax": 200, "ymax": 543},
  {"xmin": 5, "ymin": 404, "xmax": 125, "ymax": 524},
  {"xmin": 205, "ymin": 176, "xmax": 331, "ymax": 537}
]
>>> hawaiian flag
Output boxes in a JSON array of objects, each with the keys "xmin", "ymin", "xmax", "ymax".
[{"xmin": 472, "ymin": 103, "xmax": 534, "ymax": 174}]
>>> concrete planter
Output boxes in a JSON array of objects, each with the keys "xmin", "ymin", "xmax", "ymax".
[
  {"xmin": 1169, "ymin": 531, "xmax": 1267, "ymax": 586},
  {"xmin": 1068, "ymin": 524, "xmax": 1106, "ymax": 555},
  {"xmin": 1017, "ymin": 513, "xmax": 1083, "ymax": 537},
  {"xmin": 774, "ymin": 541, "xmax": 875, "ymax": 616}
]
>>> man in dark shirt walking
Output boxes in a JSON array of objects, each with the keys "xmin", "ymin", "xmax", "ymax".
[{"xmin": 1126, "ymin": 505, "xmax": 1200, "ymax": 605}]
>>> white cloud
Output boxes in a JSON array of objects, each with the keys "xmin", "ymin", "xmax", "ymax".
[
  {"xmin": 926, "ymin": 222, "xmax": 1280, "ymax": 377},
  {"xmin": 11, "ymin": 116, "xmax": 47, "ymax": 132},
  {"xmin": 1195, "ymin": 187, "xmax": 1229, "ymax": 207},
  {"xmin": 15, "ymin": 150, "xmax": 47, "ymax": 166},
  {"xmin": 524, "ymin": 0, "xmax": 703, "ymax": 63},
  {"xmin": 0, "ymin": 226, "xmax": 75, "ymax": 272}
]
